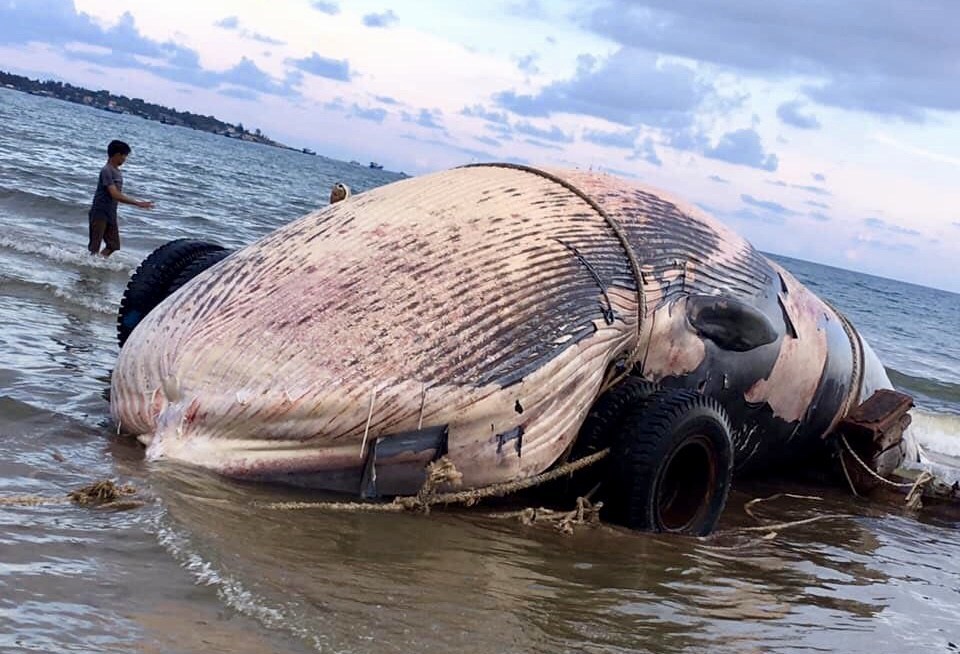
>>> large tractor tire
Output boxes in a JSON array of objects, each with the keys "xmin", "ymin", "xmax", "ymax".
[
  {"xmin": 605, "ymin": 388, "xmax": 734, "ymax": 536},
  {"xmin": 166, "ymin": 248, "xmax": 231, "ymax": 297},
  {"xmin": 562, "ymin": 376, "xmax": 660, "ymax": 501},
  {"xmin": 117, "ymin": 239, "xmax": 229, "ymax": 347}
]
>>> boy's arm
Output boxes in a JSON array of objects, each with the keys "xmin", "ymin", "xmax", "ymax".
[{"xmin": 107, "ymin": 184, "xmax": 154, "ymax": 209}]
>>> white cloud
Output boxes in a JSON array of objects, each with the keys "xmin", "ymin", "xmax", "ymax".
[
  {"xmin": 777, "ymin": 100, "xmax": 821, "ymax": 130},
  {"xmin": 704, "ymin": 128, "xmax": 778, "ymax": 171},
  {"xmin": 1, "ymin": 0, "xmax": 956, "ymax": 291},
  {"xmin": 585, "ymin": 0, "xmax": 960, "ymax": 120}
]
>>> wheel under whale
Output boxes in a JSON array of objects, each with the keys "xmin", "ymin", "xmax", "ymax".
[
  {"xmin": 597, "ymin": 386, "xmax": 734, "ymax": 536},
  {"xmin": 117, "ymin": 239, "xmax": 230, "ymax": 347},
  {"xmin": 564, "ymin": 376, "xmax": 660, "ymax": 500}
]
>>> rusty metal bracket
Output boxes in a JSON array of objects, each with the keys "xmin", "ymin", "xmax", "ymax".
[{"xmin": 834, "ymin": 388, "xmax": 913, "ymax": 493}]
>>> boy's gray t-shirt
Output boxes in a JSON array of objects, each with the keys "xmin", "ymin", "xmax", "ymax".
[{"xmin": 90, "ymin": 164, "xmax": 123, "ymax": 222}]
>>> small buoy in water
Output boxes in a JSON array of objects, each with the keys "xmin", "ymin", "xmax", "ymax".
[{"xmin": 330, "ymin": 182, "xmax": 351, "ymax": 204}]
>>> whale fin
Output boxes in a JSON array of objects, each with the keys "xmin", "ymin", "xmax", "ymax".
[{"xmin": 686, "ymin": 295, "xmax": 777, "ymax": 352}]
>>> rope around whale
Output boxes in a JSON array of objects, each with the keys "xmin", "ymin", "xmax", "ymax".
[
  {"xmin": 255, "ymin": 447, "xmax": 610, "ymax": 513},
  {"xmin": 0, "ymin": 452, "xmax": 608, "ymax": 533},
  {"xmin": 0, "ymin": 439, "xmax": 937, "ymax": 535},
  {"xmin": 0, "ymin": 470, "xmax": 866, "ymax": 541},
  {"xmin": 815, "ymin": 301, "xmax": 935, "ymax": 509},
  {"xmin": 838, "ymin": 434, "xmax": 934, "ymax": 509},
  {"xmin": 463, "ymin": 163, "xmax": 648, "ymax": 394},
  {"xmin": 824, "ymin": 300, "xmax": 865, "ymax": 425},
  {"xmin": 0, "ymin": 444, "xmax": 607, "ymax": 513}
]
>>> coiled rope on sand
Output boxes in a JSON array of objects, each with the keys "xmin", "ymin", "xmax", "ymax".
[{"xmin": 0, "ymin": 479, "xmax": 143, "ymax": 510}]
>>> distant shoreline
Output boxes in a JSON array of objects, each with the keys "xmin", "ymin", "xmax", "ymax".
[{"xmin": 0, "ymin": 69, "xmax": 317, "ymax": 156}]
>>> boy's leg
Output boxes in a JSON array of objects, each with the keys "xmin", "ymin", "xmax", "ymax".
[
  {"xmin": 101, "ymin": 219, "xmax": 121, "ymax": 257},
  {"xmin": 88, "ymin": 216, "xmax": 107, "ymax": 254}
]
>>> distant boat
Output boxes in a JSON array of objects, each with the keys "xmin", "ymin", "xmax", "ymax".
[
  {"xmin": 301, "ymin": 148, "xmax": 316, "ymax": 156},
  {"xmin": 369, "ymin": 162, "xmax": 383, "ymax": 170},
  {"xmin": 103, "ymin": 105, "xmax": 124, "ymax": 114},
  {"xmin": 349, "ymin": 160, "xmax": 361, "ymax": 166}
]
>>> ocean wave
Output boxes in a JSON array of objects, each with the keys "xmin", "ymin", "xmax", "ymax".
[
  {"xmin": 153, "ymin": 516, "xmax": 323, "ymax": 650},
  {"xmin": 0, "ymin": 235, "xmax": 133, "ymax": 272},
  {"xmin": 52, "ymin": 286, "xmax": 117, "ymax": 315},
  {"xmin": 0, "ymin": 186, "xmax": 87, "ymax": 217},
  {"xmin": 0, "ymin": 275, "xmax": 118, "ymax": 316},
  {"xmin": 0, "ymin": 394, "xmax": 59, "ymax": 422},
  {"xmin": 908, "ymin": 410, "xmax": 960, "ymax": 485},
  {"xmin": 888, "ymin": 367, "xmax": 960, "ymax": 410},
  {"xmin": 912, "ymin": 410, "xmax": 960, "ymax": 456}
]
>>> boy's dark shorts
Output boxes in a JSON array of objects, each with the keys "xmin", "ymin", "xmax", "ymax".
[{"xmin": 88, "ymin": 211, "xmax": 120, "ymax": 253}]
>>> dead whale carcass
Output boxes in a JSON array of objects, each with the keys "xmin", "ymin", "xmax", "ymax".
[{"xmin": 110, "ymin": 164, "xmax": 915, "ymax": 535}]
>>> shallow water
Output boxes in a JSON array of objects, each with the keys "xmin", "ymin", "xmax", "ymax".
[{"xmin": 2, "ymin": 88, "xmax": 960, "ymax": 653}]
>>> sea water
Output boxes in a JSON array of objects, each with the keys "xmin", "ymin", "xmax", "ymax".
[{"xmin": 2, "ymin": 87, "xmax": 959, "ymax": 654}]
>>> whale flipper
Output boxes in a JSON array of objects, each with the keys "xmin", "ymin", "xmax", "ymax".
[{"xmin": 686, "ymin": 295, "xmax": 778, "ymax": 352}]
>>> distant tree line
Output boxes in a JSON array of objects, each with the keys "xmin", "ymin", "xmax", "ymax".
[{"xmin": 0, "ymin": 69, "xmax": 284, "ymax": 148}]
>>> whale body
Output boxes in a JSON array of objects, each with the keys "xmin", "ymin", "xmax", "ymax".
[{"xmin": 111, "ymin": 164, "xmax": 912, "ymax": 498}]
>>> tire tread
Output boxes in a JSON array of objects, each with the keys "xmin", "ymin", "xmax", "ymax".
[
  {"xmin": 116, "ymin": 239, "xmax": 226, "ymax": 347},
  {"xmin": 608, "ymin": 389, "xmax": 734, "ymax": 535}
]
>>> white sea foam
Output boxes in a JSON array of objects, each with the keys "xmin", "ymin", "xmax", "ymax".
[
  {"xmin": 153, "ymin": 515, "xmax": 324, "ymax": 650},
  {"xmin": 51, "ymin": 286, "xmax": 116, "ymax": 315},
  {"xmin": 905, "ymin": 409, "xmax": 960, "ymax": 484},
  {"xmin": 0, "ymin": 235, "xmax": 134, "ymax": 272},
  {"xmin": 912, "ymin": 410, "xmax": 960, "ymax": 456}
]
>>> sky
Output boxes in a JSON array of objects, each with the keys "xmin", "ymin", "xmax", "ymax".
[{"xmin": 1, "ymin": 0, "xmax": 959, "ymax": 292}]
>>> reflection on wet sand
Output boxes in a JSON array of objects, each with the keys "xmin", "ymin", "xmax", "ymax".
[
  {"xmin": 131, "ymin": 601, "xmax": 315, "ymax": 654},
  {"xmin": 145, "ymin": 464, "xmax": 960, "ymax": 654}
]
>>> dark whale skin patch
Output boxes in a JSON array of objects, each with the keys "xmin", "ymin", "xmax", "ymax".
[{"xmin": 685, "ymin": 295, "xmax": 777, "ymax": 352}]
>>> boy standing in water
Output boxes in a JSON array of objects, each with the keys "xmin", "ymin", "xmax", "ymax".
[{"xmin": 88, "ymin": 140, "xmax": 154, "ymax": 257}]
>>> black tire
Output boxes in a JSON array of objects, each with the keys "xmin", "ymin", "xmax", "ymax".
[
  {"xmin": 117, "ymin": 239, "xmax": 226, "ymax": 347},
  {"xmin": 606, "ymin": 388, "xmax": 733, "ymax": 536},
  {"xmin": 166, "ymin": 248, "xmax": 231, "ymax": 297},
  {"xmin": 563, "ymin": 376, "xmax": 660, "ymax": 499},
  {"xmin": 576, "ymin": 376, "xmax": 661, "ymax": 458}
]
